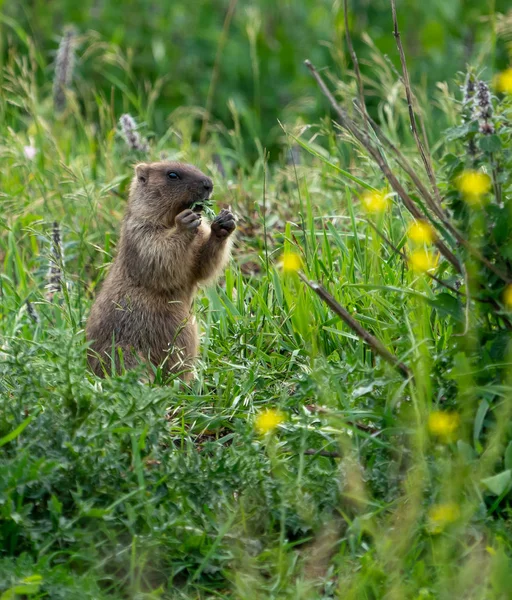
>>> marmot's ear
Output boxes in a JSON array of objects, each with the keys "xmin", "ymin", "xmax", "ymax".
[{"xmin": 135, "ymin": 163, "xmax": 149, "ymax": 184}]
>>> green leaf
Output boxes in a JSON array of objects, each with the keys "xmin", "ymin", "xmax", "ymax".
[
  {"xmin": 49, "ymin": 494, "xmax": 63, "ymax": 517},
  {"xmin": 504, "ymin": 442, "xmax": 512, "ymax": 471},
  {"xmin": 473, "ymin": 399, "xmax": 489, "ymax": 452},
  {"xmin": 0, "ymin": 414, "xmax": 36, "ymax": 448},
  {"xmin": 282, "ymin": 127, "xmax": 377, "ymax": 191},
  {"xmin": 429, "ymin": 292, "xmax": 464, "ymax": 322},
  {"xmin": 457, "ymin": 440, "xmax": 476, "ymax": 463},
  {"xmin": 481, "ymin": 470, "xmax": 512, "ymax": 496},
  {"xmin": 84, "ymin": 508, "xmax": 109, "ymax": 518},
  {"xmin": 443, "ymin": 122, "xmax": 477, "ymax": 141},
  {"xmin": 1, "ymin": 576, "xmax": 43, "ymax": 599},
  {"xmin": 477, "ymin": 135, "xmax": 502, "ymax": 153}
]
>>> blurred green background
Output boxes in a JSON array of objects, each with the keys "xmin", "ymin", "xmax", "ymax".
[
  {"xmin": 2, "ymin": 0, "xmax": 509, "ymax": 157},
  {"xmin": 2, "ymin": 2, "xmax": 512, "ymax": 598}
]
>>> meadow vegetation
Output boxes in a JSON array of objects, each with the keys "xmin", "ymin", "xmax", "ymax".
[{"xmin": 1, "ymin": 1, "xmax": 512, "ymax": 598}]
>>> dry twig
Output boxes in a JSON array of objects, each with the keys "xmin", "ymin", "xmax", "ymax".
[
  {"xmin": 299, "ymin": 272, "xmax": 412, "ymax": 379},
  {"xmin": 304, "ymin": 59, "xmax": 462, "ymax": 273}
]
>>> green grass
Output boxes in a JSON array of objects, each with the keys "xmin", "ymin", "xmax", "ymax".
[{"xmin": 1, "ymin": 7, "xmax": 512, "ymax": 599}]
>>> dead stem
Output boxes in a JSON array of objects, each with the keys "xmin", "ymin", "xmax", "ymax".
[
  {"xmin": 389, "ymin": 1, "xmax": 511, "ymax": 283},
  {"xmin": 305, "ymin": 58, "xmax": 511, "ymax": 284},
  {"xmin": 299, "ymin": 271, "xmax": 412, "ymax": 379}
]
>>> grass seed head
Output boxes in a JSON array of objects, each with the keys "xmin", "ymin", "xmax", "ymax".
[
  {"xmin": 53, "ymin": 26, "xmax": 76, "ymax": 113},
  {"xmin": 473, "ymin": 80, "xmax": 494, "ymax": 134},
  {"xmin": 46, "ymin": 221, "xmax": 64, "ymax": 301},
  {"xmin": 119, "ymin": 114, "xmax": 149, "ymax": 153}
]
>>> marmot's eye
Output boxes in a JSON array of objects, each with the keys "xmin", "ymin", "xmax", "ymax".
[{"xmin": 167, "ymin": 171, "xmax": 180, "ymax": 180}]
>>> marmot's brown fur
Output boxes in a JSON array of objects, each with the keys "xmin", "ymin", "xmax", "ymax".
[{"xmin": 86, "ymin": 161, "xmax": 235, "ymax": 379}]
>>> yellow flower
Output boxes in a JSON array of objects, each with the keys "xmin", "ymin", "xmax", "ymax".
[
  {"xmin": 361, "ymin": 190, "xmax": 389, "ymax": 214},
  {"xmin": 281, "ymin": 252, "xmax": 302, "ymax": 273},
  {"xmin": 407, "ymin": 221, "xmax": 435, "ymax": 245},
  {"xmin": 456, "ymin": 170, "xmax": 492, "ymax": 206},
  {"xmin": 255, "ymin": 409, "xmax": 285, "ymax": 435},
  {"xmin": 408, "ymin": 250, "xmax": 438, "ymax": 273},
  {"xmin": 495, "ymin": 68, "xmax": 512, "ymax": 94},
  {"xmin": 503, "ymin": 284, "xmax": 512, "ymax": 309},
  {"xmin": 427, "ymin": 502, "xmax": 460, "ymax": 534},
  {"xmin": 428, "ymin": 411, "xmax": 459, "ymax": 441}
]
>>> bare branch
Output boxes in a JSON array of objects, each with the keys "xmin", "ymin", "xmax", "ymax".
[
  {"xmin": 299, "ymin": 272, "xmax": 412, "ymax": 379},
  {"xmin": 304, "ymin": 59, "xmax": 461, "ymax": 272},
  {"xmin": 389, "ymin": 0, "xmax": 444, "ymax": 214},
  {"xmin": 364, "ymin": 220, "xmax": 464, "ymax": 298},
  {"xmin": 305, "ymin": 59, "xmax": 511, "ymax": 283}
]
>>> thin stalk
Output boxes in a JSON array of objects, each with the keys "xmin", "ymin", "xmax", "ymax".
[
  {"xmin": 200, "ymin": 0, "xmax": 238, "ymax": 145},
  {"xmin": 299, "ymin": 272, "xmax": 412, "ymax": 379}
]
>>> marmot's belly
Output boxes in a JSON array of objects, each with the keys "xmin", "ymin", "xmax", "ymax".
[
  {"xmin": 88, "ymin": 292, "xmax": 197, "ymax": 372},
  {"xmin": 115, "ymin": 299, "xmax": 197, "ymax": 361}
]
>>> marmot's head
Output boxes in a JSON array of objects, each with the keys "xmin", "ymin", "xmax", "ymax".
[{"xmin": 128, "ymin": 161, "xmax": 213, "ymax": 226}]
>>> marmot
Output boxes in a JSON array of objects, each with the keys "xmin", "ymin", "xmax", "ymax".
[{"xmin": 86, "ymin": 161, "xmax": 235, "ymax": 379}]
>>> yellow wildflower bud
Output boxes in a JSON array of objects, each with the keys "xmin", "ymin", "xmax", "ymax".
[
  {"xmin": 281, "ymin": 252, "xmax": 302, "ymax": 273},
  {"xmin": 495, "ymin": 68, "xmax": 512, "ymax": 94},
  {"xmin": 408, "ymin": 250, "xmax": 438, "ymax": 273},
  {"xmin": 427, "ymin": 502, "xmax": 460, "ymax": 534},
  {"xmin": 503, "ymin": 284, "xmax": 512, "ymax": 309},
  {"xmin": 407, "ymin": 221, "xmax": 435, "ymax": 245},
  {"xmin": 255, "ymin": 409, "xmax": 285, "ymax": 435},
  {"xmin": 456, "ymin": 170, "xmax": 492, "ymax": 206},
  {"xmin": 428, "ymin": 411, "xmax": 459, "ymax": 441},
  {"xmin": 361, "ymin": 190, "xmax": 389, "ymax": 214}
]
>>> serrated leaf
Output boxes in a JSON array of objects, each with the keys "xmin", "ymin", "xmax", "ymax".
[
  {"xmin": 443, "ymin": 123, "xmax": 474, "ymax": 141},
  {"xmin": 477, "ymin": 135, "xmax": 502, "ymax": 153},
  {"xmin": 428, "ymin": 293, "xmax": 463, "ymax": 322},
  {"xmin": 49, "ymin": 494, "xmax": 63, "ymax": 516}
]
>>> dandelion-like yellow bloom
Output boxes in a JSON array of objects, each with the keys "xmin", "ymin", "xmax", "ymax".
[
  {"xmin": 361, "ymin": 190, "xmax": 389, "ymax": 214},
  {"xmin": 428, "ymin": 411, "xmax": 459, "ymax": 440},
  {"xmin": 281, "ymin": 252, "xmax": 302, "ymax": 273},
  {"xmin": 427, "ymin": 502, "xmax": 460, "ymax": 534},
  {"xmin": 495, "ymin": 68, "xmax": 512, "ymax": 94},
  {"xmin": 407, "ymin": 221, "xmax": 435, "ymax": 245},
  {"xmin": 408, "ymin": 250, "xmax": 438, "ymax": 273},
  {"xmin": 456, "ymin": 170, "xmax": 492, "ymax": 206},
  {"xmin": 255, "ymin": 408, "xmax": 285, "ymax": 435},
  {"xmin": 503, "ymin": 284, "xmax": 512, "ymax": 309}
]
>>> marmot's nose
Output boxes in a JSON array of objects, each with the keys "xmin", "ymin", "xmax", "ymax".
[{"xmin": 203, "ymin": 178, "xmax": 213, "ymax": 192}]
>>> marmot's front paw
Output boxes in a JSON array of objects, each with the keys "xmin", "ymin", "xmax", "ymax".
[
  {"xmin": 176, "ymin": 209, "xmax": 201, "ymax": 233},
  {"xmin": 211, "ymin": 209, "xmax": 236, "ymax": 239}
]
